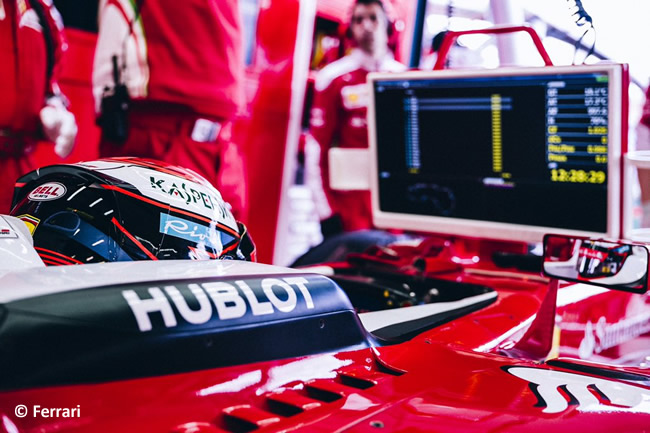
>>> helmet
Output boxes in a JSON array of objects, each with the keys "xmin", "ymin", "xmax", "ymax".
[
  {"xmin": 10, "ymin": 158, "xmax": 255, "ymax": 265},
  {"xmin": 576, "ymin": 241, "xmax": 631, "ymax": 279}
]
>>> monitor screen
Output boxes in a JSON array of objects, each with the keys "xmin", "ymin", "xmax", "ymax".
[{"xmin": 367, "ymin": 64, "xmax": 626, "ymax": 242}]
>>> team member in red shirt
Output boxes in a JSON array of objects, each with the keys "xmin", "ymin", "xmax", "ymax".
[
  {"xmin": 307, "ymin": 0, "xmax": 405, "ymax": 234},
  {"xmin": 93, "ymin": 0, "xmax": 247, "ymax": 220},
  {"xmin": 636, "ymin": 87, "xmax": 650, "ymax": 226},
  {"xmin": 0, "ymin": 0, "xmax": 77, "ymax": 213}
]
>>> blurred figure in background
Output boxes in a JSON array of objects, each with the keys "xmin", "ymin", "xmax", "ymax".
[
  {"xmin": 93, "ymin": 0, "xmax": 248, "ymax": 220},
  {"xmin": 0, "ymin": 0, "xmax": 77, "ymax": 213},
  {"xmin": 420, "ymin": 30, "xmax": 448, "ymax": 70},
  {"xmin": 306, "ymin": 0, "xmax": 405, "ymax": 237},
  {"xmin": 636, "ymin": 86, "xmax": 650, "ymax": 226}
]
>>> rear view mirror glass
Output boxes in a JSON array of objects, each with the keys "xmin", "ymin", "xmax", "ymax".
[{"xmin": 543, "ymin": 235, "xmax": 649, "ymax": 294}]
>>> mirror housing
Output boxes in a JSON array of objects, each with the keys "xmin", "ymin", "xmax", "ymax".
[{"xmin": 542, "ymin": 234, "xmax": 649, "ymax": 294}]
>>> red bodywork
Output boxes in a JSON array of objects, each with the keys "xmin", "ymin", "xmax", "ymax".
[{"xmin": 2, "ymin": 236, "xmax": 649, "ymax": 433}]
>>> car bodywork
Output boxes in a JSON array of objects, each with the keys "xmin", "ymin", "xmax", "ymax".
[{"xmin": 0, "ymin": 215, "xmax": 649, "ymax": 432}]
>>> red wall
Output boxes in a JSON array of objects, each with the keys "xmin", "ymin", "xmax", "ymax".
[{"xmin": 235, "ymin": 0, "xmax": 303, "ymax": 264}]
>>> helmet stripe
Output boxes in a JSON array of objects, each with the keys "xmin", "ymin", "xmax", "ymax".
[
  {"xmin": 39, "ymin": 255, "xmax": 74, "ymax": 266},
  {"xmin": 35, "ymin": 247, "xmax": 83, "ymax": 264},
  {"xmin": 102, "ymin": 184, "xmax": 240, "ymax": 238},
  {"xmin": 111, "ymin": 217, "xmax": 158, "ymax": 260}
]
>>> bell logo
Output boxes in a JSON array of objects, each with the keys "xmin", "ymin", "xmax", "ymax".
[{"xmin": 28, "ymin": 182, "xmax": 67, "ymax": 201}]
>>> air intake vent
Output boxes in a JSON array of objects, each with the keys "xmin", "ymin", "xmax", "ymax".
[
  {"xmin": 266, "ymin": 389, "xmax": 323, "ymax": 416},
  {"xmin": 171, "ymin": 421, "xmax": 229, "ymax": 433},
  {"xmin": 177, "ymin": 359, "xmax": 407, "ymax": 433},
  {"xmin": 338, "ymin": 366, "xmax": 386, "ymax": 389},
  {"xmin": 222, "ymin": 405, "xmax": 281, "ymax": 433},
  {"xmin": 305, "ymin": 378, "xmax": 353, "ymax": 402}
]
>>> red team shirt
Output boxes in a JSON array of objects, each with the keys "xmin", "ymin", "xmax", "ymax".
[
  {"xmin": 637, "ymin": 86, "xmax": 650, "ymax": 152},
  {"xmin": 0, "ymin": 0, "xmax": 66, "ymax": 213},
  {"xmin": 642, "ymin": 86, "xmax": 650, "ymax": 130},
  {"xmin": 0, "ymin": 0, "xmax": 64, "ymax": 135},
  {"xmin": 93, "ymin": 0, "xmax": 247, "ymax": 219},
  {"xmin": 309, "ymin": 49, "xmax": 405, "ymax": 231},
  {"xmin": 93, "ymin": 0, "xmax": 243, "ymax": 120}
]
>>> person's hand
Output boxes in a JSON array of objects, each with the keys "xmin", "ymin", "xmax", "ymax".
[{"xmin": 40, "ymin": 98, "xmax": 78, "ymax": 158}]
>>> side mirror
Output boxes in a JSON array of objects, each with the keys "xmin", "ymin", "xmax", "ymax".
[{"xmin": 542, "ymin": 234, "xmax": 649, "ymax": 294}]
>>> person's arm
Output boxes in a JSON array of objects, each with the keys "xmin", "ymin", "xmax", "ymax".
[
  {"xmin": 307, "ymin": 71, "xmax": 343, "ymax": 235},
  {"xmin": 35, "ymin": 0, "xmax": 77, "ymax": 158},
  {"xmin": 637, "ymin": 88, "xmax": 650, "ymax": 225}
]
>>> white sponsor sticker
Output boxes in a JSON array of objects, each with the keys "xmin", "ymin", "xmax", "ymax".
[
  {"xmin": 507, "ymin": 366, "xmax": 650, "ymax": 413},
  {"xmin": 0, "ymin": 216, "xmax": 17, "ymax": 238},
  {"xmin": 28, "ymin": 182, "xmax": 67, "ymax": 201},
  {"xmin": 191, "ymin": 118, "xmax": 221, "ymax": 143},
  {"xmin": 123, "ymin": 277, "xmax": 315, "ymax": 332},
  {"xmin": 341, "ymin": 83, "xmax": 369, "ymax": 110}
]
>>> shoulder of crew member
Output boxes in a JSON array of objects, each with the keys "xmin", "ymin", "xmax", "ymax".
[
  {"xmin": 314, "ymin": 54, "xmax": 363, "ymax": 92},
  {"xmin": 381, "ymin": 54, "xmax": 407, "ymax": 73}
]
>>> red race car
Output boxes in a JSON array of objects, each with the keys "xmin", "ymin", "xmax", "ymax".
[
  {"xmin": 2, "ymin": 56, "xmax": 649, "ymax": 431},
  {"xmin": 0, "ymin": 208, "xmax": 648, "ymax": 432}
]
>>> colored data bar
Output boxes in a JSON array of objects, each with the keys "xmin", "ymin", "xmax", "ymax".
[{"xmin": 403, "ymin": 96, "xmax": 513, "ymax": 173}]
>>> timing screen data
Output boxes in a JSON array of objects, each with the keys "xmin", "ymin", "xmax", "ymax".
[
  {"xmin": 373, "ymin": 72, "xmax": 612, "ymax": 232},
  {"xmin": 546, "ymin": 79, "xmax": 608, "ymax": 184}
]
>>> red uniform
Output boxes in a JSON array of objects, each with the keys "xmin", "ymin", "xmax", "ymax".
[
  {"xmin": 93, "ymin": 0, "xmax": 247, "ymax": 220},
  {"xmin": 308, "ymin": 49, "xmax": 405, "ymax": 231},
  {"xmin": 0, "ymin": 0, "xmax": 66, "ymax": 213},
  {"xmin": 641, "ymin": 86, "xmax": 650, "ymax": 131},
  {"xmin": 637, "ymin": 87, "xmax": 650, "ymax": 152}
]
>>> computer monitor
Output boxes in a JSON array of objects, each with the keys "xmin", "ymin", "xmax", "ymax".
[{"xmin": 367, "ymin": 64, "xmax": 627, "ymax": 243}]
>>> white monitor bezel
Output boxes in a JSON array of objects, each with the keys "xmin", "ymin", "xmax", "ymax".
[{"xmin": 367, "ymin": 64, "xmax": 624, "ymax": 243}]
